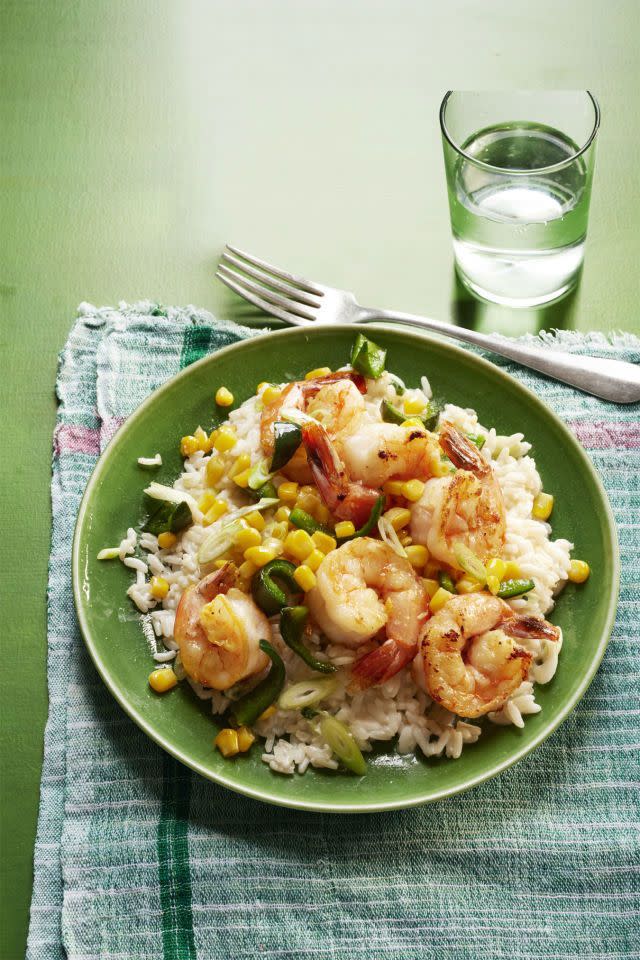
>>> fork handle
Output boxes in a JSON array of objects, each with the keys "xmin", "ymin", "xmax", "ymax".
[{"xmin": 356, "ymin": 309, "xmax": 640, "ymax": 404}]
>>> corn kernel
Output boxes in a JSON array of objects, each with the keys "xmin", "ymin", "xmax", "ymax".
[
  {"xmin": 314, "ymin": 503, "xmax": 331, "ymax": 525},
  {"xmin": 205, "ymin": 456, "xmax": 225, "ymax": 487},
  {"xmin": 305, "ymin": 548, "xmax": 325, "ymax": 572},
  {"xmin": 532, "ymin": 492, "xmax": 555, "ymax": 521},
  {"xmin": 422, "ymin": 577, "xmax": 440, "ymax": 599},
  {"xmin": 149, "ymin": 668, "xmax": 178, "ymax": 693},
  {"xmin": 236, "ymin": 726, "xmax": 255, "ymax": 752},
  {"xmin": 311, "ymin": 531, "xmax": 337, "ymax": 553},
  {"xmin": 399, "ymin": 531, "xmax": 413, "ymax": 547},
  {"xmin": 284, "ymin": 528, "xmax": 314, "ymax": 562},
  {"xmin": 430, "ymin": 587, "xmax": 453, "ymax": 613},
  {"xmin": 242, "ymin": 510, "xmax": 264, "ymax": 531},
  {"xmin": 215, "ymin": 386, "xmax": 234, "ymax": 407},
  {"xmin": 402, "ymin": 479, "xmax": 425, "ymax": 503},
  {"xmin": 456, "ymin": 575, "xmax": 484, "ymax": 595},
  {"xmin": 275, "ymin": 506, "xmax": 291, "ymax": 523},
  {"xmin": 305, "ymin": 366, "xmax": 332, "ymax": 380},
  {"xmin": 294, "ymin": 564, "xmax": 317, "ymax": 592},
  {"xmin": 568, "ymin": 559, "xmax": 590, "ymax": 584},
  {"xmin": 233, "ymin": 468, "xmax": 252, "ymax": 489},
  {"xmin": 485, "ymin": 558, "xmax": 507, "ymax": 596},
  {"xmin": 203, "ymin": 499, "xmax": 228, "ymax": 525},
  {"xmin": 228, "ymin": 453, "xmax": 252, "ymax": 479},
  {"xmin": 213, "ymin": 427, "xmax": 236, "ymax": 453},
  {"xmin": 262, "ymin": 385, "xmax": 282, "ymax": 405},
  {"xmin": 198, "ymin": 492, "xmax": 218, "ymax": 513},
  {"xmin": 383, "ymin": 480, "xmax": 405, "ymax": 498},
  {"xmin": 429, "ymin": 449, "xmax": 453, "ymax": 478},
  {"xmin": 237, "ymin": 559, "xmax": 258, "ymax": 580},
  {"xmin": 402, "ymin": 418, "xmax": 425, "ymax": 429},
  {"xmin": 405, "ymin": 544, "xmax": 429, "ymax": 568},
  {"xmin": 269, "ymin": 521, "xmax": 289, "ymax": 541},
  {"xmin": 503, "ymin": 560, "xmax": 521, "ymax": 579},
  {"xmin": 214, "ymin": 728, "xmax": 239, "ymax": 757},
  {"xmin": 180, "ymin": 435, "xmax": 199, "ymax": 457},
  {"xmin": 194, "ymin": 425, "xmax": 210, "ymax": 452},
  {"xmin": 244, "ymin": 545, "xmax": 277, "ymax": 568},
  {"xmin": 157, "ymin": 531, "xmax": 177, "ymax": 550},
  {"xmin": 334, "ymin": 520, "xmax": 356, "ymax": 539},
  {"xmin": 278, "ymin": 481, "xmax": 299, "ymax": 503},
  {"xmin": 404, "ymin": 396, "xmax": 426, "ymax": 415},
  {"xmin": 214, "ymin": 558, "xmax": 229, "ymax": 569},
  {"xmin": 234, "ymin": 524, "xmax": 262, "ymax": 550},
  {"xmin": 257, "ymin": 381, "xmax": 270, "ymax": 393},
  {"xmin": 383, "ymin": 507, "xmax": 411, "ymax": 531},
  {"xmin": 150, "ymin": 576, "xmax": 170, "ymax": 599},
  {"xmin": 297, "ymin": 489, "xmax": 322, "ymax": 514},
  {"xmin": 258, "ymin": 705, "xmax": 277, "ymax": 721}
]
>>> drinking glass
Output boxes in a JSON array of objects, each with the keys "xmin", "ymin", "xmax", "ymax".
[{"xmin": 440, "ymin": 91, "xmax": 600, "ymax": 307}]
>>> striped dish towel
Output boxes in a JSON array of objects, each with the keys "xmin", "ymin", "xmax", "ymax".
[{"xmin": 28, "ymin": 303, "xmax": 640, "ymax": 960}]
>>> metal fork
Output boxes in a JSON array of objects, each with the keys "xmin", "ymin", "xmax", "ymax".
[{"xmin": 216, "ymin": 244, "xmax": 640, "ymax": 404}]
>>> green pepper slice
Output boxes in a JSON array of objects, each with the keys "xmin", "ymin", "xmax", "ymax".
[
  {"xmin": 271, "ymin": 422, "xmax": 302, "ymax": 472},
  {"xmin": 247, "ymin": 479, "xmax": 278, "ymax": 502},
  {"xmin": 280, "ymin": 606, "xmax": 336, "ymax": 674},
  {"xmin": 350, "ymin": 334, "xmax": 386, "ymax": 379},
  {"xmin": 497, "ymin": 578, "xmax": 535, "ymax": 599},
  {"xmin": 338, "ymin": 494, "xmax": 385, "ymax": 542},
  {"xmin": 438, "ymin": 570, "xmax": 456, "ymax": 593},
  {"xmin": 142, "ymin": 498, "xmax": 193, "ymax": 536},
  {"xmin": 380, "ymin": 397, "xmax": 441, "ymax": 431},
  {"xmin": 289, "ymin": 507, "xmax": 332, "ymax": 537},
  {"xmin": 226, "ymin": 640, "xmax": 286, "ymax": 726},
  {"xmin": 252, "ymin": 558, "xmax": 301, "ymax": 615}
]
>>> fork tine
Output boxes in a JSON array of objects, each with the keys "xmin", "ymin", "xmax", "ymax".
[
  {"xmin": 217, "ymin": 264, "xmax": 317, "ymax": 322},
  {"xmin": 221, "ymin": 251, "xmax": 321, "ymax": 308},
  {"xmin": 215, "ymin": 270, "xmax": 310, "ymax": 326},
  {"xmin": 226, "ymin": 244, "xmax": 323, "ymax": 296}
]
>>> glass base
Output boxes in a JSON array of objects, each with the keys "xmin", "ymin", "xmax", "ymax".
[{"xmin": 455, "ymin": 265, "xmax": 579, "ymax": 308}]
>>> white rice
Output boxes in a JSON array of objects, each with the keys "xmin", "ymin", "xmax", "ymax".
[{"xmin": 118, "ymin": 377, "xmax": 572, "ymax": 775}]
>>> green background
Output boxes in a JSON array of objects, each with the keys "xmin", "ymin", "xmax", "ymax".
[{"xmin": 1, "ymin": 0, "xmax": 639, "ymax": 956}]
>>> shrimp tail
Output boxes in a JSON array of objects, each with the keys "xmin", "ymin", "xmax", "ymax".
[
  {"xmin": 350, "ymin": 638, "xmax": 418, "ymax": 691},
  {"xmin": 302, "ymin": 422, "xmax": 380, "ymax": 527},
  {"xmin": 502, "ymin": 615, "xmax": 560, "ymax": 643},
  {"xmin": 439, "ymin": 423, "xmax": 489, "ymax": 476},
  {"xmin": 196, "ymin": 562, "xmax": 237, "ymax": 601}
]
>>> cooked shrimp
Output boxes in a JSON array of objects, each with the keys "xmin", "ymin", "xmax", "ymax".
[
  {"xmin": 419, "ymin": 592, "xmax": 558, "ymax": 717},
  {"xmin": 301, "ymin": 421, "xmax": 380, "ymax": 527},
  {"xmin": 306, "ymin": 379, "xmax": 370, "ymax": 441},
  {"xmin": 260, "ymin": 371, "xmax": 366, "ymax": 482},
  {"xmin": 174, "ymin": 563, "xmax": 271, "ymax": 690},
  {"xmin": 306, "ymin": 538, "xmax": 429, "ymax": 689},
  {"xmin": 410, "ymin": 423, "xmax": 506, "ymax": 568},
  {"xmin": 339, "ymin": 422, "xmax": 440, "ymax": 487}
]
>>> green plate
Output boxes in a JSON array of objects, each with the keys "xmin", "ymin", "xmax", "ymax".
[{"xmin": 73, "ymin": 325, "xmax": 619, "ymax": 813}]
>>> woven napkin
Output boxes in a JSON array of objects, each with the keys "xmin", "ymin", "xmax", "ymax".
[{"xmin": 27, "ymin": 303, "xmax": 640, "ymax": 960}]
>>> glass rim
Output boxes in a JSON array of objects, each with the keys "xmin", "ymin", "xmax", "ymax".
[{"xmin": 439, "ymin": 90, "xmax": 601, "ymax": 175}]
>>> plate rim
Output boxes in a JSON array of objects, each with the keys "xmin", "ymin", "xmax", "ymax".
[{"xmin": 72, "ymin": 323, "xmax": 620, "ymax": 813}]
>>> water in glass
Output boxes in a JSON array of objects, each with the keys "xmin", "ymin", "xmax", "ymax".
[{"xmin": 450, "ymin": 122, "xmax": 590, "ymax": 307}]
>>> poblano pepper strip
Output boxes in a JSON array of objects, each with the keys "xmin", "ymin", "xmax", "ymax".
[
  {"xmin": 380, "ymin": 397, "xmax": 441, "ymax": 432},
  {"xmin": 497, "ymin": 578, "xmax": 535, "ymax": 599},
  {"xmin": 252, "ymin": 558, "xmax": 301, "ymax": 615},
  {"xmin": 289, "ymin": 507, "xmax": 332, "ymax": 537},
  {"xmin": 142, "ymin": 497, "xmax": 193, "ymax": 535},
  {"xmin": 280, "ymin": 606, "xmax": 337, "ymax": 674},
  {"xmin": 226, "ymin": 639, "xmax": 285, "ymax": 726},
  {"xmin": 247, "ymin": 479, "xmax": 278, "ymax": 502},
  {"xmin": 350, "ymin": 334, "xmax": 386, "ymax": 379},
  {"xmin": 338, "ymin": 494, "xmax": 385, "ymax": 542},
  {"xmin": 271, "ymin": 422, "xmax": 302, "ymax": 472}
]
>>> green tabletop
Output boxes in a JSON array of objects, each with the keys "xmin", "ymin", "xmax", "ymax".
[{"xmin": 2, "ymin": 2, "xmax": 639, "ymax": 957}]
